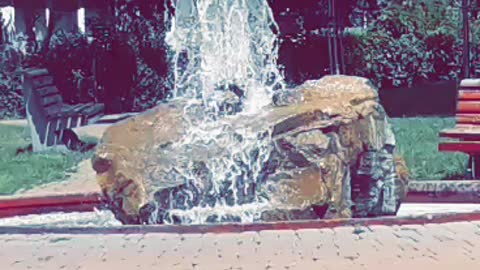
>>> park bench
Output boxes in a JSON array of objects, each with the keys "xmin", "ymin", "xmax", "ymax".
[
  {"xmin": 439, "ymin": 79, "xmax": 480, "ymax": 179},
  {"xmin": 22, "ymin": 68, "xmax": 105, "ymax": 152}
]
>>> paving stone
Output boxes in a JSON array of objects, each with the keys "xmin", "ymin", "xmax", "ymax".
[
  {"xmin": 220, "ymin": 231, "xmax": 258, "ymax": 269},
  {"xmin": 363, "ymin": 225, "xmax": 405, "ymax": 264},
  {"xmin": 252, "ymin": 230, "xmax": 299, "ymax": 269},
  {"xmin": 194, "ymin": 233, "xmax": 239, "ymax": 270},
  {"xmin": 173, "ymin": 233, "xmax": 204, "ymax": 268},
  {"xmin": 294, "ymin": 229, "xmax": 327, "ymax": 262},
  {"xmin": 332, "ymin": 226, "xmax": 361, "ymax": 260},
  {"xmin": 437, "ymin": 222, "xmax": 480, "ymax": 261},
  {"xmin": 301, "ymin": 229, "xmax": 358, "ymax": 270},
  {"xmin": 210, "ymin": 233, "xmax": 247, "ymax": 269}
]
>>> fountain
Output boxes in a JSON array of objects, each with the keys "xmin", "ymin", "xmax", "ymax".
[
  {"xmin": 92, "ymin": 0, "xmax": 409, "ymax": 225},
  {"xmin": 3, "ymin": 3, "xmax": 480, "ymax": 269}
]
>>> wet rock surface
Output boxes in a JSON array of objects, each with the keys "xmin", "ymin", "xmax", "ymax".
[{"xmin": 92, "ymin": 75, "xmax": 409, "ymax": 224}]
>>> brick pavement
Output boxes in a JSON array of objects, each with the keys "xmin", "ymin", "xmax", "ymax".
[{"xmin": 0, "ymin": 221, "xmax": 479, "ymax": 270}]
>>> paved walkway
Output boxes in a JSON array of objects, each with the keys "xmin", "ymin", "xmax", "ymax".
[{"xmin": 0, "ymin": 220, "xmax": 479, "ymax": 269}]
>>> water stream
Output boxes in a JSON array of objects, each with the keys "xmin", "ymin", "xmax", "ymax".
[{"xmin": 149, "ymin": 0, "xmax": 285, "ymax": 224}]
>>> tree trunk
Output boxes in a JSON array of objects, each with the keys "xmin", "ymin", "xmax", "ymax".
[{"xmin": 463, "ymin": 0, "xmax": 471, "ymax": 79}]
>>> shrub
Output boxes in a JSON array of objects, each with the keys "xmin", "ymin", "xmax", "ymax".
[
  {"xmin": 0, "ymin": 44, "xmax": 24, "ymax": 119},
  {"xmin": 45, "ymin": 31, "xmax": 94, "ymax": 104},
  {"xmin": 345, "ymin": 0, "xmax": 462, "ymax": 88},
  {"xmin": 115, "ymin": 0, "xmax": 171, "ymax": 111}
]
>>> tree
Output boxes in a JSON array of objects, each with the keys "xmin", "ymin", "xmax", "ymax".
[{"xmin": 345, "ymin": 0, "xmax": 462, "ymax": 88}]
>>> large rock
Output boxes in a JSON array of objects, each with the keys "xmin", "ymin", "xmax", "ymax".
[{"xmin": 92, "ymin": 75, "xmax": 409, "ymax": 224}]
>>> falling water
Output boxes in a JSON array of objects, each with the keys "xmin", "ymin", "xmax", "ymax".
[
  {"xmin": 166, "ymin": 0, "xmax": 284, "ymax": 113},
  {"xmin": 0, "ymin": 6, "xmax": 16, "ymax": 44},
  {"xmin": 149, "ymin": 0, "xmax": 285, "ymax": 224}
]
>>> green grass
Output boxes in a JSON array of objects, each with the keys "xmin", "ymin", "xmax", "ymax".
[
  {"xmin": 391, "ymin": 117, "xmax": 468, "ymax": 180},
  {"xmin": 0, "ymin": 124, "xmax": 95, "ymax": 195}
]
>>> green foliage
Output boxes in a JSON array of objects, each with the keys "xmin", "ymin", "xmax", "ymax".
[
  {"xmin": 0, "ymin": 31, "xmax": 95, "ymax": 119},
  {"xmin": 391, "ymin": 117, "xmax": 467, "ymax": 180},
  {"xmin": 346, "ymin": 0, "xmax": 463, "ymax": 88},
  {"xmin": 45, "ymin": 31, "xmax": 95, "ymax": 104},
  {"xmin": 0, "ymin": 45, "xmax": 24, "ymax": 119},
  {"xmin": 115, "ymin": 0, "xmax": 171, "ymax": 111}
]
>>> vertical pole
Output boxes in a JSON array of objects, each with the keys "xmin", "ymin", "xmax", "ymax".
[
  {"xmin": 332, "ymin": 0, "xmax": 340, "ymax": 75},
  {"xmin": 0, "ymin": 12, "xmax": 3, "ymax": 44},
  {"xmin": 327, "ymin": 0, "xmax": 335, "ymax": 75},
  {"xmin": 463, "ymin": 0, "xmax": 471, "ymax": 79},
  {"xmin": 338, "ymin": 0, "xmax": 346, "ymax": 74}
]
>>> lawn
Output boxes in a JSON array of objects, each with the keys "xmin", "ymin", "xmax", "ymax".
[
  {"xmin": 391, "ymin": 117, "xmax": 468, "ymax": 180},
  {"xmin": 0, "ymin": 124, "xmax": 95, "ymax": 195}
]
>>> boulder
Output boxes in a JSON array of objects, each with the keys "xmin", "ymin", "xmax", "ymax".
[{"xmin": 92, "ymin": 75, "xmax": 409, "ymax": 224}]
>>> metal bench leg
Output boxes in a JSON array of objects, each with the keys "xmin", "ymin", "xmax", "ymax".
[
  {"xmin": 466, "ymin": 155, "xmax": 474, "ymax": 180},
  {"xmin": 467, "ymin": 155, "xmax": 480, "ymax": 180},
  {"xmin": 473, "ymin": 156, "xmax": 476, "ymax": 179},
  {"xmin": 473, "ymin": 155, "xmax": 480, "ymax": 180}
]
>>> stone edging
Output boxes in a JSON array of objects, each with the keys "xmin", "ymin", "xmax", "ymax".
[
  {"xmin": 1, "ymin": 211, "xmax": 480, "ymax": 235},
  {"xmin": 0, "ymin": 180, "xmax": 479, "ymax": 230}
]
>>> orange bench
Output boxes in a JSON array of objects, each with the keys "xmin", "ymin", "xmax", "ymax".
[{"xmin": 439, "ymin": 79, "xmax": 480, "ymax": 178}]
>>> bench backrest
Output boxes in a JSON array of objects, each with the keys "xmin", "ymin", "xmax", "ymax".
[
  {"xmin": 455, "ymin": 79, "xmax": 480, "ymax": 127},
  {"xmin": 22, "ymin": 68, "xmax": 79, "ymax": 151}
]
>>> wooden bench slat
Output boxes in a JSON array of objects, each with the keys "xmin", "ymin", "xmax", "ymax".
[
  {"xmin": 457, "ymin": 101, "xmax": 480, "ymax": 113},
  {"xmin": 439, "ymin": 141, "xmax": 480, "ymax": 153},
  {"xmin": 80, "ymin": 104, "xmax": 105, "ymax": 117},
  {"xmin": 45, "ymin": 104, "xmax": 81, "ymax": 119},
  {"xmin": 36, "ymin": 85, "xmax": 59, "ymax": 97},
  {"xmin": 26, "ymin": 68, "xmax": 49, "ymax": 77},
  {"xmin": 439, "ymin": 127, "xmax": 480, "ymax": 139},
  {"xmin": 32, "ymin": 75, "xmax": 55, "ymax": 89},
  {"xmin": 459, "ymin": 87, "xmax": 480, "ymax": 91},
  {"xmin": 42, "ymin": 95, "xmax": 63, "ymax": 107},
  {"xmin": 456, "ymin": 114, "xmax": 480, "ymax": 125},
  {"xmin": 71, "ymin": 103, "xmax": 93, "ymax": 113},
  {"xmin": 460, "ymin": 79, "xmax": 480, "ymax": 88},
  {"xmin": 44, "ymin": 105, "xmax": 69, "ymax": 120},
  {"xmin": 45, "ymin": 104, "xmax": 105, "ymax": 119},
  {"xmin": 458, "ymin": 91, "xmax": 480, "ymax": 100}
]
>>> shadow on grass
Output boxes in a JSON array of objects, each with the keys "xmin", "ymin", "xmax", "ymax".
[
  {"xmin": 0, "ymin": 124, "xmax": 97, "ymax": 195},
  {"xmin": 391, "ymin": 117, "xmax": 468, "ymax": 180}
]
